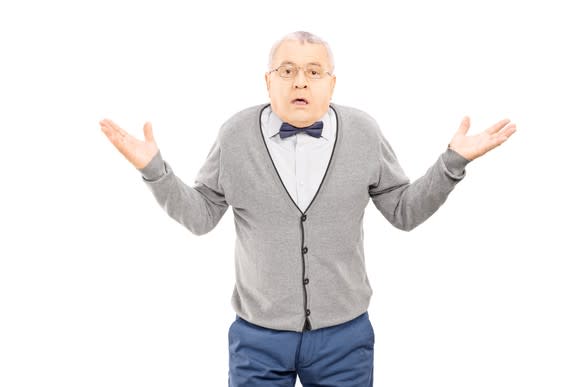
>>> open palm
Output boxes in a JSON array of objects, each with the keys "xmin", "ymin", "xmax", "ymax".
[
  {"xmin": 100, "ymin": 119, "xmax": 159, "ymax": 169},
  {"xmin": 449, "ymin": 117, "xmax": 517, "ymax": 161}
]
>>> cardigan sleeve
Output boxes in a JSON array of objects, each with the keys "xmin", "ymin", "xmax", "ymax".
[
  {"xmin": 137, "ymin": 138, "xmax": 229, "ymax": 236},
  {"xmin": 368, "ymin": 127, "xmax": 470, "ymax": 231}
]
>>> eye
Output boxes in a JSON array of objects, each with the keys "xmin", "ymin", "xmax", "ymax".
[
  {"xmin": 306, "ymin": 66, "xmax": 323, "ymax": 78},
  {"xmin": 278, "ymin": 65, "xmax": 296, "ymax": 78}
]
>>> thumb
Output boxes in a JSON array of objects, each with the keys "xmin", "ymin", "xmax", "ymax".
[
  {"xmin": 457, "ymin": 116, "xmax": 470, "ymax": 136},
  {"xmin": 143, "ymin": 121, "xmax": 156, "ymax": 144}
]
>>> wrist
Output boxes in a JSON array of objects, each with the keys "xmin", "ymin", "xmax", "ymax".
[
  {"xmin": 443, "ymin": 147, "xmax": 471, "ymax": 176},
  {"xmin": 138, "ymin": 151, "xmax": 166, "ymax": 181}
]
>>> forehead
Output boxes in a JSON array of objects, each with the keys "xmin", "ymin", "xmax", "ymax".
[{"xmin": 272, "ymin": 39, "xmax": 330, "ymax": 67}]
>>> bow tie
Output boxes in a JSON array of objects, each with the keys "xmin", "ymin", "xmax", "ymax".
[{"xmin": 279, "ymin": 121, "xmax": 323, "ymax": 139}]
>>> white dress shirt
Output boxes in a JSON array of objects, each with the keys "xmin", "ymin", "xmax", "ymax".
[{"xmin": 260, "ymin": 105, "xmax": 337, "ymax": 212}]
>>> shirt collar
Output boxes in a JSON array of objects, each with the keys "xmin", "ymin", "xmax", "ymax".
[{"xmin": 263, "ymin": 105, "xmax": 332, "ymax": 141}]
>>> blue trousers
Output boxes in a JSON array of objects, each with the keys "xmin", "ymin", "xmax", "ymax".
[{"xmin": 228, "ymin": 311, "xmax": 374, "ymax": 386}]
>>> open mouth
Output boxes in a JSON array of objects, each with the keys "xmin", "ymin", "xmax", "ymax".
[{"xmin": 292, "ymin": 98, "xmax": 309, "ymax": 105}]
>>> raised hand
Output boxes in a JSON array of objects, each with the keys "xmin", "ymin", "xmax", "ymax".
[
  {"xmin": 448, "ymin": 117, "xmax": 517, "ymax": 161},
  {"xmin": 100, "ymin": 119, "xmax": 159, "ymax": 169}
]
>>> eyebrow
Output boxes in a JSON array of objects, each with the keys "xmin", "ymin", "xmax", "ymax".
[{"xmin": 280, "ymin": 60, "xmax": 323, "ymax": 66}]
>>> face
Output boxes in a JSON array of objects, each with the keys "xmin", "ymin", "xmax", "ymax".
[{"xmin": 265, "ymin": 39, "xmax": 336, "ymax": 127}]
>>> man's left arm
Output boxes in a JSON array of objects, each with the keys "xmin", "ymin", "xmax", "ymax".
[{"xmin": 368, "ymin": 116, "xmax": 516, "ymax": 231}]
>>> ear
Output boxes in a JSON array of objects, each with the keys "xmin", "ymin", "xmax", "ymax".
[
  {"xmin": 330, "ymin": 75, "xmax": 336, "ymax": 95},
  {"xmin": 264, "ymin": 72, "xmax": 270, "ymax": 92}
]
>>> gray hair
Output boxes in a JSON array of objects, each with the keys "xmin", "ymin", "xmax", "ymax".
[{"xmin": 268, "ymin": 31, "xmax": 335, "ymax": 74}]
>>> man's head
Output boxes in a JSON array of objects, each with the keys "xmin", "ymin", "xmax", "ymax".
[{"xmin": 265, "ymin": 31, "xmax": 336, "ymax": 128}]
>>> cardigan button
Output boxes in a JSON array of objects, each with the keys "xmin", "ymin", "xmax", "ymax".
[
  {"xmin": 302, "ymin": 247, "xmax": 308, "ymax": 254},
  {"xmin": 305, "ymin": 309, "xmax": 311, "ymax": 316},
  {"xmin": 303, "ymin": 318, "xmax": 311, "ymax": 331},
  {"xmin": 301, "ymin": 214, "xmax": 307, "ymax": 222},
  {"xmin": 304, "ymin": 278, "xmax": 309, "ymax": 285}
]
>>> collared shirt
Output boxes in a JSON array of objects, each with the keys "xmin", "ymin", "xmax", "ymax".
[{"xmin": 260, "ymin": 105, "xmax": 337, "ymax": 212}]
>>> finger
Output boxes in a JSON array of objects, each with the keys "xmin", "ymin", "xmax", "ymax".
[
  {"xmin": 101, "ymin": 118, "xmax": 131, "ymax": 139},
  {"xmin": 103, "ymin": 119, "xmax": 141, "ymax": 146},
  {"xmin": 100, "ymin": 119, "xmax": 121, "ymax": 139},
  {"xmin": 489, "ymin": 124, "xmax": 517, "ymax": 147},
  {"xmin": 100, "ymin": 122, "xmax": 126, "ymax": 151},
  {"xmin": 100, "ymin": 120, "xmax": 118, "ymax": 139},
  {"xmin": 100, "ymin": 120, "xmax": 138, "ymax": 151},
  {"xmin": 485, "ymin": 118, "xmax": 511, "ymax": 135},
  {"xmin": 456, "ymin": 116, "xmax": 470, "ymax": 135},
  {"xmin": 143, "ymin": 121, "xmax": 156, "ymax": 144},
  {"xmin": 498, "ymin": 122, "xmax": 517, "ymax": 136},
  {"xmin": 101, "ymin": 123, "xmax": 126, "ymax": 145}
]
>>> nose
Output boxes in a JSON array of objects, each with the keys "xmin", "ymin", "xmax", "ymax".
[{"xmin": 293, "ymin": 70, "xmax": 308, "ymax": 89}]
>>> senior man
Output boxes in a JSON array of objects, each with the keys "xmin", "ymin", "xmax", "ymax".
[{"xmin": 100, "ymin": 31, "xmax": 516, "ymax": 387}]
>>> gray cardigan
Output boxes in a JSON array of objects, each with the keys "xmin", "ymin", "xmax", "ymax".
[{"xmin": 138, "ymin": 102, "xmax": 470, "ymax": 332}]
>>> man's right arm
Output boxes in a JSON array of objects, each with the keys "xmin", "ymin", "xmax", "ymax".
[{"xmin": 138, "ymin": 141, "xmax": 229, "ymax": 236}]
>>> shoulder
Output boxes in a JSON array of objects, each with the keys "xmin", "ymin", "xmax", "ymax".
[
  {"xmin": 330, "ymin": 102, "xmax": 382, "ymax": 141},
  {"xmin": 217, "ymin": 103, "xmax": 269, "ymax": 140}
]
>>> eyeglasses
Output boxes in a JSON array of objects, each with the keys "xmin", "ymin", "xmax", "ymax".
[{"xmin": 268, "ymin": 63, "xmax": 332, "ymax": 80}]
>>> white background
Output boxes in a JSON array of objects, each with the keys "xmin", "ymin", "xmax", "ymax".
[{"xmin": 1, "ymin": 0, "xmax": 578, "ymax": 386}]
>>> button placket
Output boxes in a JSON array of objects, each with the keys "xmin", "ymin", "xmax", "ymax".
[{"xmin": 300, "ymin": 213, "xmax": 311, "ymax": 329}]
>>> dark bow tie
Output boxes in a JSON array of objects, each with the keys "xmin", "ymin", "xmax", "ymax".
[{"xmin": 279, "ymin": 121, "xmax": 323, "ymax": 139}]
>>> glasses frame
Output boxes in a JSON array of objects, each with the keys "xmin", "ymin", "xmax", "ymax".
[{"xmin": 268, "ymin": 62, "xmax": 333, "ymax": 80}]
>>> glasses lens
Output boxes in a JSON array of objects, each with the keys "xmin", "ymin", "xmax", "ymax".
[
  {"xmin": 305, "ymin": 65, "xmax": 323, "ymax": 79},
  {"xmin": 278, "ymin": 65, "xmax": 296, "ymax": 78}
]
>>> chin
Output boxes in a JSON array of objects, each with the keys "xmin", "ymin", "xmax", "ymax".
[{"xmin": 288, "ymin": 111, "xmax": 311, "ymax": 119}]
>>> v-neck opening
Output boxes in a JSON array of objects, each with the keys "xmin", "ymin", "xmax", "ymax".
[{"xmin": 257, "ymin": 103, "xmax": 341, "ymax": 216}]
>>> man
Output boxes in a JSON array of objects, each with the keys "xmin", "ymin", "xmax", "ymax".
[{"xmin": 100, "ymin": 31, "xmax": 516, "ymax": 386}]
